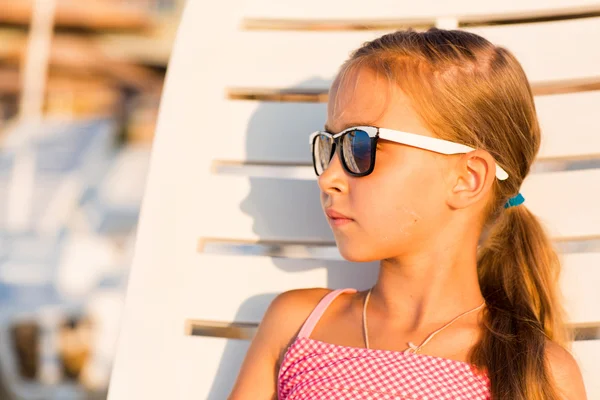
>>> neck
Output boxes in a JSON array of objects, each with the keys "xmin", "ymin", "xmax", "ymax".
[{"xmin": 370, "ymin": 237, "xmax": 486, "ymax": 332}]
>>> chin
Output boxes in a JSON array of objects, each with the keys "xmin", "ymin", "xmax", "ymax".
[{"xmin": 336, "ymin": 241, "xmax": 380, "ymax": 263}]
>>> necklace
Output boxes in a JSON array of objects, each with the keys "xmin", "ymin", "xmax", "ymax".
[{"xmin": 362, "ymin": 288, "xmax": 486, "ymax": 354}]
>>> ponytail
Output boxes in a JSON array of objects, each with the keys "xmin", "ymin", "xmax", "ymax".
[{"xmin": 474, "ymin": 204, "xmax": 572, "ymax": 399}]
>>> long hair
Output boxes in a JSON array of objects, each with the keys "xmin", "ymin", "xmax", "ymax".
[{"xmin": 334, "ymin": 28, "xmax": 572, "ymax": 399}]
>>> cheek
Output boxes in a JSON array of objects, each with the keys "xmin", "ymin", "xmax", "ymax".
[
  {"xmin": 361, "ymin": 180, "xmax": 423, "ymax": 237},
  {"xmin": 353, "ymin": 161, "xmax": 447, "ymax": 246}
]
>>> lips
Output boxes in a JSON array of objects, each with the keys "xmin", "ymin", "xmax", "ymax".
[{"xmin": 325, "ymin": 208, "xmax": 354, "ymax": 226}]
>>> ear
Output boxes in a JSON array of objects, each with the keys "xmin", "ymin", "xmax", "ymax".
[{"xmin": 447, "ymin": 149, "xmax": 496, "ymax": 210}]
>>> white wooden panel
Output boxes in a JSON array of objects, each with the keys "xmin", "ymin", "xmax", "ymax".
[
  {"xmin": 198, "ymin": 177, "xmax": 329, "ymax": 242},
  {"xmin": 536, "ymin": 91, "xmax": 600, "ymax": 161},
  {"xmin": 181, "ymin": 253, "xmax": 599, "ymax": 325},
  {"xmin": 209, "ymin": 90, "xmax": 600, "ymax": 164},
  {"xmin": 228, "ymin": 18, "xmax": 600, "ymax": 89},
  {"xmin": 177, "ymin": 336, "xmax": 600, "ymax": 400},
  {"xmin": 572, "ymin": 339, "xmax": 600, "ymax": 399},
  {"xmin": 178, "ymin": 336, "xmax": 248, "ymax": 400},
  {"xmin": 243, "ymin": 0, "xmax": 600, "ymax": 22},
  {"xmin": 467, "ymin": 19, "xmax": 600, "ymax": 83},
  {"xmin": 181, "ymin": 254, "xmax": 378, "ymax": 322},
  {"xmin": 560, "ymin": 253, "xmax": 600, "ymax": 326},
  {"xmin": 197, "ymin": 169, "xmax": 600, "ymax": 242},
  {"xmin": 215, "ymin": 101, "xmax": 326, "ymax": 164},
  {"xmin": 521, "ymin": 169, "xmax": 600, "ymax": 240},
  {"xmin": 107, "ymin": 0, "xmax": 248, "ymax": 399}
]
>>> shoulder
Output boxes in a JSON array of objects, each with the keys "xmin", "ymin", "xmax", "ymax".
[
  {"xmin": 258, "ymin": 288, "xmax": 334, "ymax": 354},
  {"xmin": 545, "ymin": 340, "xmax": 587, "ymax": 400},
  {"xmin": 267, "ymin": 287, "xmax": 333, "ymax": 316},
  {"xmin": 229, "ymin": 288, "xmax": 338, "ymax": 398}
]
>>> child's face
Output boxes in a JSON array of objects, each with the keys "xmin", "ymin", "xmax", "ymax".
[{"xmin": 320, "ymin": 67, "xmax": 455, "ymax": 262}]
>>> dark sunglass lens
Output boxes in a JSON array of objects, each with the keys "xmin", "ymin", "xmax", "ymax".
[
  {"xmin": 313, "ymin": 133, "xmax": 334, "ymax": 175},
  {"xmin": 342, "ymin": 129, "xmax": 372, "ymax": 174}
]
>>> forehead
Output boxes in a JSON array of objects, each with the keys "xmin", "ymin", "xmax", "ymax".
[{"xmin": 326, "ymin": 66, "xmax": 420, "ymax": 134}]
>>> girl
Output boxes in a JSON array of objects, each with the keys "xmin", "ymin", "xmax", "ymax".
[{"xmin": 229, "ymin": 28, "xmax": 587, "ymax": 399}]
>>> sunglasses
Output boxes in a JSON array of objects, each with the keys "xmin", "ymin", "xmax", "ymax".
[{"xmin": 309, "ymin": 126, "xmax": 509, "ymax": 180}]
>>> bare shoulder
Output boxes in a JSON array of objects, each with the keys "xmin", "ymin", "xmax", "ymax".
[
  {"xmin": 545, "ymin": 340, "xmax": 588, "ymax": 400},
  {"xmin": 260, "ymin": 288, "xmax": 333, "ymax": 350},
  {"xmin": 228, "ymin": 288, "xmax": 333, "ymax": 399}
]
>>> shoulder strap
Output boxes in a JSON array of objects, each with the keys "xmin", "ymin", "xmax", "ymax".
[{"xmin": 297, "ymin": 288, "xmax": 358, "ymax": 339}]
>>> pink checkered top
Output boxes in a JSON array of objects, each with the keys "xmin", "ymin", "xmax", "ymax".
[{"xmin": 278, "ymin": 288, "xmax": 491, "ymax": 400}]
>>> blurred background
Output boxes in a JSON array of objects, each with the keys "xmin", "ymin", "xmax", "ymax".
[{"xmin": 0, "ymin": 0, "xmax": 185, "ymax": 398}]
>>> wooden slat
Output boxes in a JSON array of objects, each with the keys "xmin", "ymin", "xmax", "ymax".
[
  {"xmin": 226, "ymin": 78, "xmax": 600, "ymax": 100},
  {"xmin": 0, "ymin": 69, "xmax": 20, "ymax": 95},
  {"xmin": 0, "ymin": 34, "xmax": 163, "ymax": 91},
  {"xmin": 243, "ymin": 0, "xmax": 600, "ymax": 25},
  {"xmin": 93, "ymin": 13, "xmax": 181, "ymax": 67},
  {"xmin": 0, "ymin": 0, "xmax": 152, "ymax": 31},
  {"xmin": 94, "ymin": 33, "xmax": 174, "ymax": 67},
  {"xmin": 184, "ymin": 321, "xmax": 600, "ymax": 341},
  {"xmin": 243, "ymin": 14, "xmax": 600, "ymax": 32},
  {"xmin": 196, "ymin": 169, "xmax": 600, "ymax": 243},
  {"xmin": 225, "ymin": 17, "xmax": 600, "ymax": 92},
  {"xmin": 176, "ymin": 335, "xmax": 599, "ymax": 399},
  {"xmin": 206, "ymin": 90, "xmax": 600, "ymax": 165},
  {"xmin": 0, "ymin": 30, "xmax": 23, "ymax": 61}
]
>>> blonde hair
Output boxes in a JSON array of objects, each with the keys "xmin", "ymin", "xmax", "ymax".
[{"xmin": 334, "ymin": 28, "xmax": 572, "ymax": 399}]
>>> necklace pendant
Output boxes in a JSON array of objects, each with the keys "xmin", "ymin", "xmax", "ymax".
[{"xmin": 405, "ymin": 341, "xmax": 419, "ymax": 354}]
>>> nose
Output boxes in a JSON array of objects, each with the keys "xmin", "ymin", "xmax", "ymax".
[{"xmin": 317, "ymin": 151, "xmax": 348, "ymax": 195}]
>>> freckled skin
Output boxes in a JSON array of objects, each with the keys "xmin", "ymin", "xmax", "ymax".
[{"xmin": 319, "ymin": 68, "xmax": 457, "ymax": 263}]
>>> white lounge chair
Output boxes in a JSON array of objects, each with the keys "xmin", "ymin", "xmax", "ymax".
[{"xmin": 108, "ymin": 1, "xmax": 600, "ymax": 398}]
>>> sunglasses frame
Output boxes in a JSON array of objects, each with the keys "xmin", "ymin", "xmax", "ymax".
[{"xmin": 309, "ymin": 125, "xmax": 509, "ymax": 180}]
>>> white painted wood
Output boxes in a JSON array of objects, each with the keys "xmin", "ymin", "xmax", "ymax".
[
  {"xmin": 243, "ymin": 0, "xmax": 600, "ymax": 22},
  {"xmin": 107, "ymin": 0, "xmax": 247, "ymax": 399},
  {"xmin": 521, "ymin": 169, "xmax": 600, "ymax": 240},
  {"xmin": 178, "ymin": 336, "xmax": 249, "ymax": 400},
  {"xmin": 205, "ymin": 90, "xmax": 600, "ymax": 165},
  {"xmin": 561, "ymin": 253, "xmax": 600, "ymax": 326},
  {"xmin": 213, "ymin": 100, "xmax": 327, "ymax": 164},
  {"xmin": 227, "ymin": 17, "xmax": 600, "ymax": 89},
  {"xmin": 180, "ymin": 254, "xmax": 377, "ymax": 322},
  {"xmin": 572, "ymin": 339, "xmax": 600, "ymax": 399},
  {"xmin": 194, "ymin": 169, "xmax": 600, "ymax": 243},
  {"xmin": 536, "ymin": 91, "xmax": 600, "ymax": 161}
]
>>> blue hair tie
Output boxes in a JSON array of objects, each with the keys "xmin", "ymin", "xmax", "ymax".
[{"xmin": 504, "ymin": 193, "xmax": 525, "ymax": 209}]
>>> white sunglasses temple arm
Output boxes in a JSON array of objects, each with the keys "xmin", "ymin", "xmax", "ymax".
[{"xmin": 379, "ymin": 129, "xmax": 509, "ymax": 180}]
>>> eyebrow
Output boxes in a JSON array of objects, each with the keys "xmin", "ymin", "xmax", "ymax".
[{"xmin": 323, "ymin": 121, "xmax": 375, "ymax": 133}]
